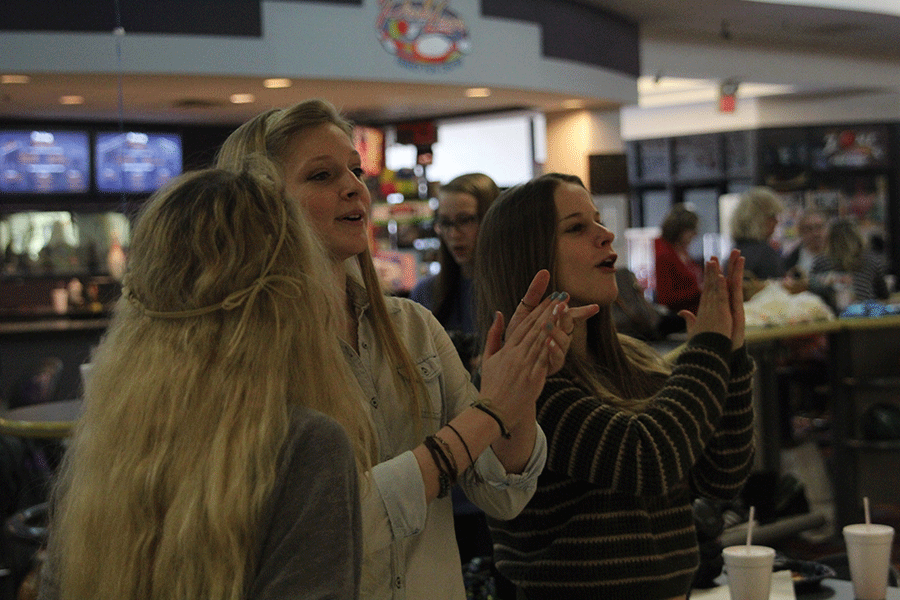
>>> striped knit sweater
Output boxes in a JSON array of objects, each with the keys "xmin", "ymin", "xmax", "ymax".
[
  {"xmin": 489, "ymin": 332, "xmax": 755, "ymax": 600},
  {"xmin": 810, "ymin": 250, "xmax": 889, "ymax": 306}
]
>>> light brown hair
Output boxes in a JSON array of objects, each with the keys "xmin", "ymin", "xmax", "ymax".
[
  {"xmin": 432, "ymin": 172, "xmax": 500, "ymax": 325},
  {"xmin": 660, "ymin": 204, "xmax": 699, "ymax": 245}
]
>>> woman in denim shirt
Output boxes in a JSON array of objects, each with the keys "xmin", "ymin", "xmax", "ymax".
[{"xmin": 216, "ymin": 99, "xmax": 593, "ymax": 599}]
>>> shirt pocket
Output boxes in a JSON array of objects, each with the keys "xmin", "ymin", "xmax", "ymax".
[{"xmin": 411, "ymin": 354, "xmax": 444, "ymax": 424}]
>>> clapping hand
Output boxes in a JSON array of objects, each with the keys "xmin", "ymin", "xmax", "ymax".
[
  {"xmin": 678, "ymin": 249, "xmax": 745, "ymax": 350},
  {"xmin": 504, "ymin": 270, "xmax": 599, "ymax": 375}
]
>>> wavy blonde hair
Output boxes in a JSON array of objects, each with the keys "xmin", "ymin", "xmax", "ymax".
[
  {"xmin": 216, "ymin": 99, "xmax": 426, "ymax": 424},
  {"xmin": 48, "ymin": 159, "xmax": 372, "ymax": 600},
  {"xmin": 730, "ymin": 186, "xmax": 783, "ymax": 241},
  {"xmin": 825, "ymin": 217, "xmax": 865, "ymax": 272}
]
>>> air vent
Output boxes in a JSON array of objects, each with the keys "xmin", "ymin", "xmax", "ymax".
[
  {"xmin": 803, "ymin": 22, "xmax": 869, "ymax": 36},
  {"xmin": 171, "ymin": 98, "xmax": 224, "ymax": 109},
  {"xmin": 780, "ymin": 19, "xmax": 870, "ymax": 38}
]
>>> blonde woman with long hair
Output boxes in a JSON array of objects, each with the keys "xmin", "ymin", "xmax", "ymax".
[
  {"xmin": 810, "ymin": 217, "xmax": 889, "ymax": 310},
  {"xmin": 40, "ymin": 160, "xmax": 373, "ymax": 600},
  {"xmin": 215, "ymin": 100, "xmax": 579, "ymax": 599}
]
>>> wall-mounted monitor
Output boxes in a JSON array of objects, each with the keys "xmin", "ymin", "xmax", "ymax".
[
  {"xmin": 0, "ymin": 130, "xmax": 91, "ymax": 193},
  {"xmin": 94, "ymin": 131, "xmax": 182, "ymax": 194}
]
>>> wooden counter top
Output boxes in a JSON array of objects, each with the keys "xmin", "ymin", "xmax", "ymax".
[
  {"xmin": 745, "ymin": 314, "xmax": 900, "ymax": 344},
  {"xmin": 0, "ymin": 317, "xmax": 110, "ymax": 336}
]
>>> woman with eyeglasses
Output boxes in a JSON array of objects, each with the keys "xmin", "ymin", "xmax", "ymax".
[{"xmin": 410, "ymin": 173, "xmax": 500, "ymax": 371}]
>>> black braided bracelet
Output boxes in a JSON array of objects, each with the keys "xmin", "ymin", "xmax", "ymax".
[
  {"xmin": 472, "ymin": 400, "xmax": 512, "ymax": 439},
  {"xmin": 445, "ymin": 423, "xmax": 483, "ymax": 484},
  {"xmin": 433, "ymin": 433, "xmax": 459, "ymax": 480},
  {"xmin": 424, "ymin": 435, "xmax": 456, "ymax": 498}
]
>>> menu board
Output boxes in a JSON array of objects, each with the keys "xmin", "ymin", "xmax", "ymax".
[
  {"xmin": 0, "ymin": 130, "xmax": 90, "ymax": 193},
  {"xmin": 637, "ymin": 138, "xmax": 670, "ymax": 182},
  {"xmin": 810, "ymin": 125, "xmax": 890, "ymax": 169},
  {"xmin": 94, "ymin": 131, "xmax": 182, "ymax": 194},
  {"xmin": 673, "ymin": 134, "xmax": 721, "ymax": 180}
]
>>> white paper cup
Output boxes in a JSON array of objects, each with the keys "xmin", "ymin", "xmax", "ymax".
[
  {"xmin": 51, "ymin": 288, "xmax": 68, "ymax": 314},
  {"xmin": 843, "ymin": 524, "xmax": 895, "ymax": 600},
  {"xmin": 723, "ymin": 545, "xmax": 775, "ymax": 600}
]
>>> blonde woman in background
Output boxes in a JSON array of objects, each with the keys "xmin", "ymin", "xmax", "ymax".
[
  {"xmin": 216, "ymin": 99, "xmax": 579, "ymax": 599},
  {"xmin": 40, "ymin": 161, "xmax": 372, "ymax": 600},
  {"xmin": 729, "ymin": 186, "xmax": 786, "ymax": 281},
  {"xmin": 810, "ymin": 217, "xmax": 889, "ymax": 310}
]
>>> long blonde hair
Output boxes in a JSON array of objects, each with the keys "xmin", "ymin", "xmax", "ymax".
[
  {"xmin": 48, "ymin": 160, "xmax": 372, "ymax": 600},
  {"xmin": 825, "ymin": 217, "xmax": 865, "ymax": 272},
  {"xmin": 216, "ymin": 99, "xmax": 426, "ymax": 423}
]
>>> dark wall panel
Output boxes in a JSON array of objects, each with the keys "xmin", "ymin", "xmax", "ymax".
[
  {"xmin": 3, "ymin": 0, "xmax": 262, "ymax": 37},
  {"xmin": 481, "ymin": 0, "xmax": 639, "ymax": 77}
]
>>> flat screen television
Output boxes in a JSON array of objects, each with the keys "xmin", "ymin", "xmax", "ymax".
[
  {"xmin": 0, "ymin": 130, "xmax": 91, "ymax": 193},
  {"xmin": 94, "ymin": 131, "xmax": 182, "ymax": 194}
]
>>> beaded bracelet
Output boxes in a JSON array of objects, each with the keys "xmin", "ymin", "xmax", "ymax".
[{"xmin": 472, "ymin": 400, "xmax": 512, "ymax": 439}]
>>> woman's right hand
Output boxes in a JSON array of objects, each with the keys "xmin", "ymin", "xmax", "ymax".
[
  {"xmin": 678, "ymin": 256, "xmax": 733, "ymax": 342},
  {"xmin": 505, "ymin": 270, "xmax": 598, "ymax": 375}
]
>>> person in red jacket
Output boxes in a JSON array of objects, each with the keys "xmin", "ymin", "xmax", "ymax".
[{"xmin": 655, "ymin": 204, "xmax": 703, "ymax": 316}]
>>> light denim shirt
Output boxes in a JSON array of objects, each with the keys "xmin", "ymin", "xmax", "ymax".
[{"xmin": 343, "ymin": 278, "xmax": 547, "ymax": 600}]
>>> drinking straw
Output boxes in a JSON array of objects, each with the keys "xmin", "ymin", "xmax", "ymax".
[
  {"xmin": 864, "ymin": 496, "xmax": 871, "ymax": 529},
  {"xmin": 746, "ymin": 506, "xmax": 755, "ymax": 551}
]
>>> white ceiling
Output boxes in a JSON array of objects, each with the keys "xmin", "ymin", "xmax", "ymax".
[{"xmin": 1, "ymin": 0, "xmax": 899, "ymax": 126}]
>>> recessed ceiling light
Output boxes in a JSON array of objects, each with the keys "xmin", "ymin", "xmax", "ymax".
[
  {"xmin": 1, "ymin": 74, "xmax": 31, "ymax": 84},
  {"xmin": 263, "ymin": 78, "xmax": 292, "ymax": 89},
  {"xmin": 230, "ymin": 93, "xmax": 255, "ymax": 104},
  {"xmin": 465, "ymin": 87, "xmax": 491, "ymax": 98},
  {"xmin": 59, "ymin": 95, "xmax": 84, "ymax": 105}
]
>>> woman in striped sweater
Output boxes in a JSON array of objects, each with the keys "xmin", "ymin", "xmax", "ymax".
[
  {"xmin": 475, "ymin": 173, "xmax": 755, "ymax": 600},
  {"xmin": 810, "ymin": 217, "xmax": 889, "ymax": 312}
]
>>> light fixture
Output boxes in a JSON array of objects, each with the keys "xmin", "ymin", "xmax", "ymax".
[
  {"xmin": 263, "ymin": 78, "xmax": 292, "ymax": 89},
  {"xmin": 465, "ymin": 87, "xmax": 491, "ymax": 98},
  {"xmin": 636, "ymin": 75, "xmax": 794, "ymax": 108},
  {"xmin": 1, "ymin": 74, "xmax": 31, "ymax": 84},
  {"xmin": 562, "ymin": 99, "xmax": 586, "ymax": 109},
  {"xmin": 59, "ymin": 95, "xmax": 84, "ymax": 105},
  {"xmin": 230, "ymin": 93, "xmax": 255, "ymax": 104}
]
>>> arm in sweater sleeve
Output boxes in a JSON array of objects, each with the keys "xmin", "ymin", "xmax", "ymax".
[
  {"xmin": 538, "ymin": 332, "xmax": 731, "ymax": 497},
  {"xmin": 689, "ymin": 345, "xmax": 756, "ymax": 501}
]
